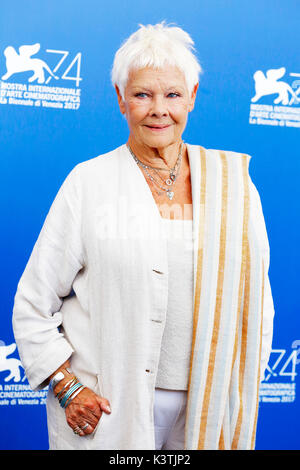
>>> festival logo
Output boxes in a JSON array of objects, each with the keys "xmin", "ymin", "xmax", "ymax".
[
  {"xmin": 0, "ymin": 43, "xmax": 82, "ymax": 110},
  {"xmin": 0, "ymin": 339, "xmax": 48, "ymax": 407},
  {"xmin": 249, "ymin": 67, "xmax": 300, "ymax": 128},
  {"xmin": 2, "ymin": 43, "xmax": 59, "ymax": 84},
  {"xmin": 259, "ymin": 342, "xmax": 299, "ymax": 404},
  {"xmin": 0, "ymin": 341, "xmax": 25, "ymax": 383}
]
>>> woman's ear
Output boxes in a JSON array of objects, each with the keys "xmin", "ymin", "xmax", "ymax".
[
  {"xmin": 188, "ymin": 83, "xmax": 199, "ymax": 112},
  {"xmin": 115, "ymin": 85, "xmax": 126, "ymax": 115}
]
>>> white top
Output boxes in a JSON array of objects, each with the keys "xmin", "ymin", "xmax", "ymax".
[{"xmin": 156, "ymin": 219, "xmax": 194, "ymax": 391}]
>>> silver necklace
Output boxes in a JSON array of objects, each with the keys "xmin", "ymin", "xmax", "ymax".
[{"xmin": 127, "ymin": 142, "xmax": 184, "ymax": 200}]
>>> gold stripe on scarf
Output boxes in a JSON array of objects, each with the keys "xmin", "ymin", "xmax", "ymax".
[
  {"xmin": 219, "ymin": 427, "xmax": 225, "ymax": 449},
  {"xmin": 185, "ymin": 146, "xmax": 207, "ymax": 448},
  {"xmin": 251, "ymin": 258, "xmax": 265, "ymax": 449},
  {"xmin": 198, "ymin": 151, "xmax": 228, "ymax": 449},
  {"xmin": 231, "ymin": 237, "xmax": 251, "ymax": 448},
  {"xmin": 231, "ymin": 155, "xmax": 251, "ymax": 449},
  {"xmin": 230, "ymin": 155, "xmax": 251, "ymax": 383}
]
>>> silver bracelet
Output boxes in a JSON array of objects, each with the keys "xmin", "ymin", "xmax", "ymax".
[
  {"xmin": 55, "ymin": 377, "xmax": 78, "ymax": 399},
  {"xmin": 49, "ymin": 367, "xmax": 74, "ymax": 391},
  {"xmin": 64, "ymin": 385, "xmax": 86, "ymax": 409}
]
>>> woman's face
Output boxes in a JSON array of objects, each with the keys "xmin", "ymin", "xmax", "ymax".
[{"xmin": 115, "ymin": 66, "xmax": 198, "ymax": 149}]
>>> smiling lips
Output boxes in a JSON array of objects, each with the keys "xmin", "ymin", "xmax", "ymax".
[{"xmin": 144, "ymin": 124, "xmax": 171, "ymax": 130}]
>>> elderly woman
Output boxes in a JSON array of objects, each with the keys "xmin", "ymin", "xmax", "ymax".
[{"xmin": 12, "ymin": 22, "xmax": 275, "ymax": 450}]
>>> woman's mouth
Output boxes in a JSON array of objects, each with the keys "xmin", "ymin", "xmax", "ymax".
[{"xmin": 144, "ymin": 124, "xmax": 171, "ymax": 131}]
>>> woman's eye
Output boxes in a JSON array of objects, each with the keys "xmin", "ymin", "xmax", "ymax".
[
  {"xmin": 135, "ymin": 93, "xmax": 148, "ymax": 98},
  {"xmin": 134, "ymin": 92, "xmax": 180, "ymax": 98}
]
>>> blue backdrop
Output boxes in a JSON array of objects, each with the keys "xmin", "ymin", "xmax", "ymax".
[{"xmin": 1, "ymin": 0, "xmax": 299, "ymax": 450}]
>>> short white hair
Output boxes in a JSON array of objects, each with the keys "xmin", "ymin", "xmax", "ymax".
[{"xmin": 111, "ymin": 21, "xmax": 202, "ymax": 99}]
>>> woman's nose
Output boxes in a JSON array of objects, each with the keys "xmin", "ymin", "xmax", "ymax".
[{"xmin": 149, "ymin": 96, "xmax": 168, "ymax": 117}]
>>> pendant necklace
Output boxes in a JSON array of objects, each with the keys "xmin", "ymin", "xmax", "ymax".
[{"xmin": 127, "ymin": 141, "xmax": 184, "ymax": 200}]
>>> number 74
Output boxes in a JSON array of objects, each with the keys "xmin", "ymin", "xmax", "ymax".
[
  {"xmin": 264, "ymin": 349, "xmax": 298, "ymax": 382},
  {"xmin": 45, "ymin": 50, "xmax": 82, "ymax": 87}
]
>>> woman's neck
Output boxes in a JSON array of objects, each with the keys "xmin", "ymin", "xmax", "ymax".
[{"xmin": 127, "ymin": 136, "xmax": 185, "ymax": 169}]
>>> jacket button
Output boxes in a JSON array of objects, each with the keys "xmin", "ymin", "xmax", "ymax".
[{"xmin": 152, "ymin": 269, "xmax": 164, "ymax": 275}]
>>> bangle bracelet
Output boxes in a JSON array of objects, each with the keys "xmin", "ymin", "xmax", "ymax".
[
  {"xmin": 49, "ymin": 367, "xmax": 74, "ymax": 391},
  {"xmin": 59, "ymin": 382, "xmax": 82, "ymax": 408},
  {"xmin": 60, "ymin": 382, "xmax": 83, "ymax": 408},
  {"xmin": 64, "ymin": 385, "xmax": 86, "ymax": 409},
  {"xmin": 55, "ymin": 377, "xmax": 78, "ymax": 400},
  {"xmin": 56, "ymin": 378, "xmax": 77, "ymax": 399}
]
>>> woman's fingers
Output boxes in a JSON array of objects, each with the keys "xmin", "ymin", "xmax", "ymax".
[
  {"xmin": 95, "ymin": 395, "xmax": 112, "ymax": 414},
  {"xmin": 65, "ymin": 387, "xmax": 111, "ymax": 436},
  {"xmin": 67, "ymin": 403, "xmax": 101, "ymax": 432},
  {"xmin": 78, "ymin": 421, "xmax": 93, "ymax": 435},
  {"xmin": 74, "ymin": 419, "xmax": 94, "ymax": 435},
  {"xmin": 67, "ymin": 409, "xmax": 99, "ymax": 435}
]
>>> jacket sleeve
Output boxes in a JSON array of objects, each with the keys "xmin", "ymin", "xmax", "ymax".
[
  {"xmin": 249, "ymin": 178, "xmax": 275, "ymax": 383},
  {"xmin": 12, "ymin": 165, "xmax": 84, "ymax": 391}
]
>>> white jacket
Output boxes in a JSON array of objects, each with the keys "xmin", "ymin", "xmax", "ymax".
[{"xmin": 12, "ymin": 143, "xmax": 275, "ymax": 450}]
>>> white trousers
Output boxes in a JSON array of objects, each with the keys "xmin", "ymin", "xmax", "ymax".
[{"xmin": 154, "ymin": 388, "xmax": 187, "ymax": 450}]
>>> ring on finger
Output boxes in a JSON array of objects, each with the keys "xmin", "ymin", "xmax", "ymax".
[
  {"xmin": 73, "ymin": 426, "xmax": 81, "ymax": 435},
  {"xmin": 81, "ymin": 423, "xmax": 89, "ymax": 431}
]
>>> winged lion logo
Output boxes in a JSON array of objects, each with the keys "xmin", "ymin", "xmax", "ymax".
[
  {"xmin": 1, "ymin": 43, "xmax": 58, "ymax": 84},
  {"xmin": 251, "ymin": 67, "xmax": 300, "ymax": 105},
  {"xmin": 0, "ymin": 342, "xmax": 25, "ymax": 382}
]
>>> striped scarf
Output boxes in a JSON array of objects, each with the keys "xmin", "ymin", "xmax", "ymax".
[{"xmin": 185, "ymin": 147, "xmax": 264, "ymax": 450}]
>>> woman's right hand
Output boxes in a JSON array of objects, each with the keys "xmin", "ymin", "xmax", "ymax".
[
  {"xmin": 49, "ymin": 361, "xmax": 111, "ymax": 435},
  {"xmin": 64, "ymin": 386, "xmax": 111, "ymax": 436}
]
